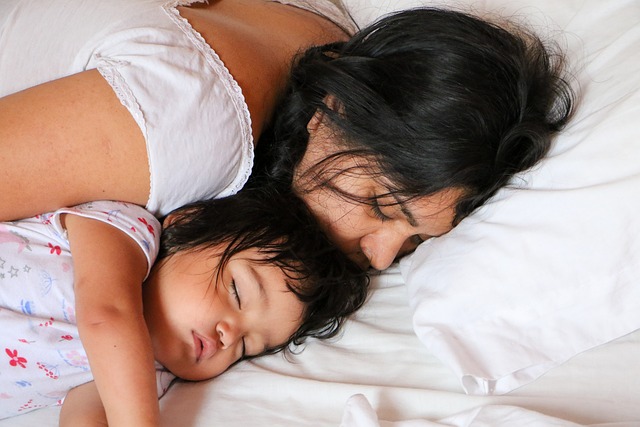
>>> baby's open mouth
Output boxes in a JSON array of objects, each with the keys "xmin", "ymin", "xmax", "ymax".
[{"xmin": 193, "ymin": 331, "xmax": 216, "ymax": 362}]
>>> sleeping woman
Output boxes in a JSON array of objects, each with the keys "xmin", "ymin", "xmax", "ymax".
[
  {"xmin": 0, "ymin": 2, "xmax": 575, "ymax": 270},
  {"xmin": 0, "ymin": 188, "xmax": 367, "ymax": 425}
]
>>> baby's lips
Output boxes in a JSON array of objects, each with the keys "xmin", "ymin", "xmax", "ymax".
[{"xmin": 193, "ymin": 331, "xmax": 218, "ymax": 362}]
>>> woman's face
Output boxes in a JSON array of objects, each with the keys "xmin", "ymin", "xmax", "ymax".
[
  {"xmin": 143, "ymin": 246, "xmax": 304, "ymax": 381},
  {"xmin": 293, "ymin": 115, "xmax": 461, "ymax": 271}
]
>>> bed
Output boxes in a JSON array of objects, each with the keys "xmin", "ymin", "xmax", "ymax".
[{"xmin": 2, "ymin": 0, "xmax": 638, "ymax": 425}]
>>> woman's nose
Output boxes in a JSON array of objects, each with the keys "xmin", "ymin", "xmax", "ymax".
[{"xmin": 360, "ymin": 231, "xmax": 408, "ymax": 271}]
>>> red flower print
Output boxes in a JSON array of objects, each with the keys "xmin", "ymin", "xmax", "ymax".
[
  {"xmin": 48, "ymin": 243, "xmax": 61, "ymax": 255},
  {"xmin": 36, "ymin": 214, "xmax": 52, "ymax": 225},
  {"xmin": 60, "ymin": 335, "xmax": 73, "ymax": 341},
  {"xmin": 37, "ymin": 362, "xmax": 59, "ymax": 379},
  {"xmin": 5, "ymin": 348, "xmax": 27, "ymax": 368},
  {"xmin": 39, "ymin": 317, "xmax": 54, "ymax": 328},
  {"xmin": 137, "ymin": 218, "xmax": 156, "ymax": 237}
]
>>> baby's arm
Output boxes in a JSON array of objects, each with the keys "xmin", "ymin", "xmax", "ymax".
[{"xmin": 60, "ymin": 214, "xmax": 159, "ymax": 427}]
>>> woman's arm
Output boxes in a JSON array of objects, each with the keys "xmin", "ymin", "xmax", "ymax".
[
  {"xmin": 60, "ymin": 381, "xmax": 108, "ymax": 427},
  {"xmin": 0, "ymin": 70, "xmax": 150, "ymax": 221},
  {"xmin": 63, "ymin": 213, "xmax": 159, "ymax": 427}
]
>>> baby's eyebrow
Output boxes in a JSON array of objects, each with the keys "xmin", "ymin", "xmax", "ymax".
[
  {"xmin": 249, "ymin": 264, "xmax": 269, "ymax": 307},
  {"xmin": 248, "ymin": 264, "xmax": 271, "ymax": 350}
]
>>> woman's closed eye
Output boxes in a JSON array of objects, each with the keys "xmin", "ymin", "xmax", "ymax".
[
  {"xmin": 229, "ymin": 279, "xmax": 247, "ymax": 358},
  {"xmin": 371, "ymin": 198, "xmax": 392, "ymax": 222}
]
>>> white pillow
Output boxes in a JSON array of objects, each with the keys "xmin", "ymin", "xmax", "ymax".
[{"xmin": 392, "ymin": 0, "xmax": 640, "ymax": 394}]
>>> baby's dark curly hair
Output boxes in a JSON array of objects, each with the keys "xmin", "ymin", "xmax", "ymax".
[{"xmin": 159, "ymin": 186, "xmax": 369, "ymax": 359}]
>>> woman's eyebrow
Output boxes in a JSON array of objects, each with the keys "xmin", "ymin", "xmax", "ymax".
[{"xmin": 391, "ymin": 193, "xmax": 418, "ymax": 227}]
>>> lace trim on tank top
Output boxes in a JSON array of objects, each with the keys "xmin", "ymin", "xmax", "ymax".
[
  {"xmin": 163, "ymin": 0, "xmax": 255, "ymax": 197},
  {"xmin": 161, "ymin": 0, "xmax": 355, "ymax": 198}
]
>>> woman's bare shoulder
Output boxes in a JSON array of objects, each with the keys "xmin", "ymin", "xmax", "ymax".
[
  {"xmin": 0, "ymin": 70, "xmax": 150, "ymax": 221},
  {"xmin": 178, "ymin": 0, "xmax": 349, "ymax": 138}
]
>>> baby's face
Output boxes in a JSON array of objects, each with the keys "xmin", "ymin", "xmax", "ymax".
[{"xmin": 142, "ymin": 246, "xmax": 304, "ymax": 380}]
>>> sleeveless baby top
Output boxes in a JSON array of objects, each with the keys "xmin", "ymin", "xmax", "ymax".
[
  {"xmin": 0, "ymin": 201, "xmax": 173, "ymax": 419},
  {"xmin": 0, "ymin": 0, "xmax": 356, "ymax": 216}
]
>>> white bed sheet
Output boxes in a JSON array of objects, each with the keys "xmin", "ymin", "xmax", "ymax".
[{"xmin": 2, "ymin": 0, "xmax": 638, "ymax": 425}]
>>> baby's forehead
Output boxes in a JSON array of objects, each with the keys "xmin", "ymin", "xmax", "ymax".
[
  {"xmin": 242, "ymin": 256, "xmax": 303, "ymax": 296},
  {"xmin": 257, "ymin": 283, "xmax": 305, "ymax": 347}
]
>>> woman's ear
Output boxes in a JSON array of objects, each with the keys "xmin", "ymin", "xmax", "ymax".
[
  {"xmin": 307, "ymin": 109, "xmax": 325, "ymax": 134},
  {"xmin": 162, "ymin": 206, "xmax": 200, "ymax": 228},
  {"xmin": 162, "ymin": 213, "xmax": 178, "ymax": 228},
  {"xmin": 307, "ymin": 95, "xmax": 341, "ymax": 134}
]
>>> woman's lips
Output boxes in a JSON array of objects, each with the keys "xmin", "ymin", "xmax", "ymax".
[{"xmin": 193, "ymin": 331, "xmax": 217, "ymax": 362}]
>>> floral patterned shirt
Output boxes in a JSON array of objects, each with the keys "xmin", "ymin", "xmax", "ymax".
[{"xmin": 0, "ymin": 201, "xmax": 173, "ymax": 419}]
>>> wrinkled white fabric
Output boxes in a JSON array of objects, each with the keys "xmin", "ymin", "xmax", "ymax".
[
  {"xmin": 400, "ymin": 0, "xmax": 640, "ymax": 395},
  {"xmin": 340, "ymin": 395, "xmax": 638, "ymax": 427}
]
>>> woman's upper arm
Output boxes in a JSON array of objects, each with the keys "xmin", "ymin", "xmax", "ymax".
[{"xmin": 0, "ymin": 69, "xmax": 150, "ymax": 221}]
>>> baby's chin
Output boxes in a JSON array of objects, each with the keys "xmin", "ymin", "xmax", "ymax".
[{"xmin": 161, "ymin": 358, "xmax": 228, "ymax": 382}]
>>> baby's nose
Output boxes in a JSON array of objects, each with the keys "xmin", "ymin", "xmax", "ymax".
[{"xmin": 216, "ymin": 321, "xmax": 240, "ymax": 349}]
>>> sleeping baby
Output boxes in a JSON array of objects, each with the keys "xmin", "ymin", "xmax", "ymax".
[{"xmin": 0, "ymin": 187, "xmax": 368, "ymax": 425}]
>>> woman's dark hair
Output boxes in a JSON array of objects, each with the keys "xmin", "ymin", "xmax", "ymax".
[
  {"xmin": 159, "ymin": 186, "xmax": 369, "ymax": 358},
  {"xmin": 254, "ymin": 7, "xmax": 576, "ymax": 223}
]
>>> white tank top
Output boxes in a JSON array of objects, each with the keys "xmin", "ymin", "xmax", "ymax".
[{"xmin": 0, "ymin": 0, "xmax": 355, "ymax": 216}]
